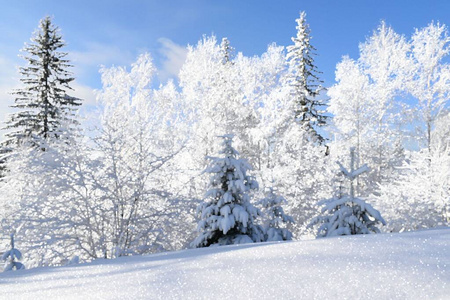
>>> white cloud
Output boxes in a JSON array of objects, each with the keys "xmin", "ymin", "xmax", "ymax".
[
  {"xmin": 71, "ymin": 82, "xmax": 97, "ymax": 107},
  {"xmin": 70, "ymin": 42, "xmax": 134, "ymax": 79},
  {"xmin": 157, "ymin": 38, "xmax": 188, "ymax": 82}
]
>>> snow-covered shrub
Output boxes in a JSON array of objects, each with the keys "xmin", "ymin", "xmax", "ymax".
[{"xmin": 192, "ymin": 135, "xmax": 264, "ymax": 247}]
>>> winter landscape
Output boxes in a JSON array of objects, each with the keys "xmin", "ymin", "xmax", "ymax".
[{"xmin": 0, "ymin": 1, "xmax": 449, "ymax": 299}]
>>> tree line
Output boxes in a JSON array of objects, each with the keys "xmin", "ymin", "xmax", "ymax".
[{"xmin": 0, "ymin": 13, "xmax": 448, "ymax": 269}]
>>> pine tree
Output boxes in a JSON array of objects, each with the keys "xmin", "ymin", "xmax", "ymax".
[
  {"xmin": 192, "ymin": 135, "xmax": 264, "ymax": 247},
  {"xmin": 309, "ymin": 148, "xmax": 386, "ymax": 237},
  {"xmin": 286, "ymin": 11, "xmax": 327, "ymax": 143},
  {"xmin": 3, "ymin": 16, "xmax": 81, "ymax": 148}
]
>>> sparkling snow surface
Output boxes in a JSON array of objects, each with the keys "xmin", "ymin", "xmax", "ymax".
[{"xmin": 1, "ymin": 229, "xmax": 449, "ymax": 300}]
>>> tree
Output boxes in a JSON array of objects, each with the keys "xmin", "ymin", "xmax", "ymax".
[
  {"xmin": 285, "ymin": 11, "xmax": 327, "ymax": 143},
  {"xmin": 408, "ymin": 22, "xmax": 450, "ymax": 153},
  {"xmin": 220, "ymin": 37, "xmax": 234, "ymax": 65},
  {"xmin": 192, "ymin": 135, "xmax": 264, "ymax": 247},
  {"xmin": 269, "ymin": 124, "xmax": 333, "ymax": 237},
  {"xmin": 90, "ymin": 53, "xmax": 187, "ymax": 258},
  {"xmin": 328, "ymin": 57, "xmax": 375, "ymax": 193},
  {"xmin": 0, "ymin": 54, "xmax": 192, "ymax": 267},
  {"xmin": 0, "ymin": 135, "xmax": 83, "ymax": 267},
  {"xmin": 3, "ymin": 16, "xmax": 81, "ymax": 148},
  {"xmin": 375, "ymin": 146, "xmax": 450, "ymax": 232},
  {"xmin": 310, "ymin": 148, "xmax": 386, "ymax": 237},
  {"xmin": 359, "ymin": 21, "xmax": 411, "ymax": 184},
  {"xmin": 328, "ymin": 22, "xmax": 411, "ymax": 193},
  {"xmin": 258, "ymin": 187, "xmax": 293, "ymax": 241},
  {"xmin": 2, "ymin": 234, "xmax": 25, "ymax": 271},
  {"xmin": 178, "ymin": 35, "xmax": 260, "ymax": 199}
]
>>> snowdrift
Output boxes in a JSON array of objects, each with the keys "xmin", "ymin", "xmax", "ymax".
[{"xmin": 1, "ymin": 228, "xmax": 449, "ymax": 299}]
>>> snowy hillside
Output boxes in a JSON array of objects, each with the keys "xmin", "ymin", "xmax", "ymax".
[{"xmin": 1, "ymin": 228, "xmax": 449, "ymax": 300}]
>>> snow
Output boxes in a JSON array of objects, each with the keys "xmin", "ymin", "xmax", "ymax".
[{"xmin": 1, "ymin": 228, "xmax": 449, "ymax": 299}]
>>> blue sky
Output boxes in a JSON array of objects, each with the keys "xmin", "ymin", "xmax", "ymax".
[{"xmin": 0, "ymin": 0, "xmax": 449, "ymax": 117}]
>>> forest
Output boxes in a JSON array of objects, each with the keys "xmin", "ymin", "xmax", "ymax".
[{"xmin": 0, "ymin": 12, "xmax": 449, "ymax": 269}]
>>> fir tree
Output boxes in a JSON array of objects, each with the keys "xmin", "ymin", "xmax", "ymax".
[
  {"xmin": 2, "ymin": 234, "xmax": 25, "ymax": 271},
  {"xmin": 258, "ymin": 187, "xmax": 294, "ymax": 241},
  {"xmin": 3, "ymin": 16, "xmax": 81, "ymax": 148},
  {"xmin": 192, "ymin": 135, "xmax": 264, "ymax": 247},
  {"xmin": 309, "ymin": 148, "xmax": 386, "ymax": 237},
  {"xmin": 286, "ymin": 11, "xmax": 327, "ymax": 143}
]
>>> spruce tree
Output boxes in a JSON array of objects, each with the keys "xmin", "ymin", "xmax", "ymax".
[
  {"xmin": 286, "ymin": 11, "xmax": 327, "ymax": 143},
  {"xmin": 3, "ymin": 16, "xmax": 81, "ymax": 148},
  {"xmin": 192, "ymin": 135, "xmax": 264, "ymax": 247}
]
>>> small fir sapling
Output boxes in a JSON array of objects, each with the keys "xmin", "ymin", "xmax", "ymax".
[
  {"xmin": 309, "ymin": 147, "xmax": 386, "ymax": 237},
  {"xmin": 2, "ymin": 234, "xmax": 25, "ymax": 271},
  {"xmin": 192, "ymin": 135, "xmax": 264, "ymax": 247},
  {"xmin": 259, "ymin": 187, "xmax": 294, "ymax": 241}
]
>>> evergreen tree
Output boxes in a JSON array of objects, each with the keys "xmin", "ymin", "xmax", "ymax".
[
  {"xmin": 192, "ymin": 135, "xmax": 264, "ymax": 247},
  {"xmin": 2, "ymin": 234, "xmax": 25, "ymax": 271},
  {"xmin": 258, "ymin": 187, "xmax": 294, "ymax": 241},
  {"xmin": 309, "ymin": 148, "xmax": 386, "ymax": 237},
  {"xmin": 220, "ymin": 37, "xmax": 234, "ymax": 65},
  {"xmin": 3, "ymin": 16, "xmax": 81, "ymax": 148},
  {"xmin": 286, "ymin": 11, "xmax": 327, "ymax": 143}
]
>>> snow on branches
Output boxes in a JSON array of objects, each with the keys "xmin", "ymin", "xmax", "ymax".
[
  {"xmin": 192, "ymin": 135, "xmax": 264, "ymax": 247},
  {"xmin": 2, "ymin": 234, "xmax": 25, "ymax": 271},
  {"xmin": 258, "ymin": 187, "xmax": 294, "ymax": 241},
  {"xmin": 310, "ymin": 148, "xmax": 386, "ymax": 237}
]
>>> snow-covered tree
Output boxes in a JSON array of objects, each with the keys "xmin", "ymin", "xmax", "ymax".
[
  {"xmin": 192, "ymin": 135, "xmax": 264, "ymax": 247},
  {"xmin": 0, "ymin": 54, "xmax": 193, "ymax": 267},
  {"xmin": 310, "ymin": 148, "xmax": 386, "ymax": 237},
  {"xmin": 375, "ymin": 146, "xmax": 450, "ymax": 232},
  {"xmin": 328, "ymin": 22, "xmax": 411, "ymax": 193},
  {"xmin": 269, "ymin": 124, "xmax": 333, "ymax": 238},
  {"xmin": 3, "ymin": 16, "xmax": 81, "ymax": 148},
  {"xmin": 0, "ymin": 133, "xmax": 85, "ymax": 267},
  {"xmin": 359, "ymin": 21, "xmax": 411, "ymax": 184},
  {"xmin": 258, "ymin": 187, "xmax": 294, "ymax": 241},
  {"xmin": 408, "ymin": 22, "xmax": 450, "ymax": 153},
  {"xmin": 178, "ymin": 35, "xmax": 265, "ymax": 199},
  {"xmin": 328, "ymin": 57, "xmax": 370, "ymax": 159},
  {"xmin": 2, "ymin": 234, "xmax": 25, "ymax": 271},
  {"xmin": 285, "ymin": 11, "xmax": 327, "ymax": 143},
  {"xmin": 234, "ymin": 43, "xmax": 287, "ymax": 171},
  {"xmin": 91, "ymin": 53, "xmax": 187, "ymax": 258},
  {"xmin": 220, "ymin": 37, "xmax": 234, "ymax": 65}
]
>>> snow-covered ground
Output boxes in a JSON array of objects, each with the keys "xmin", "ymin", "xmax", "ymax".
[{"xmin": 1, "ymin": 228, "xmax": 449, "ymax": 300}]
